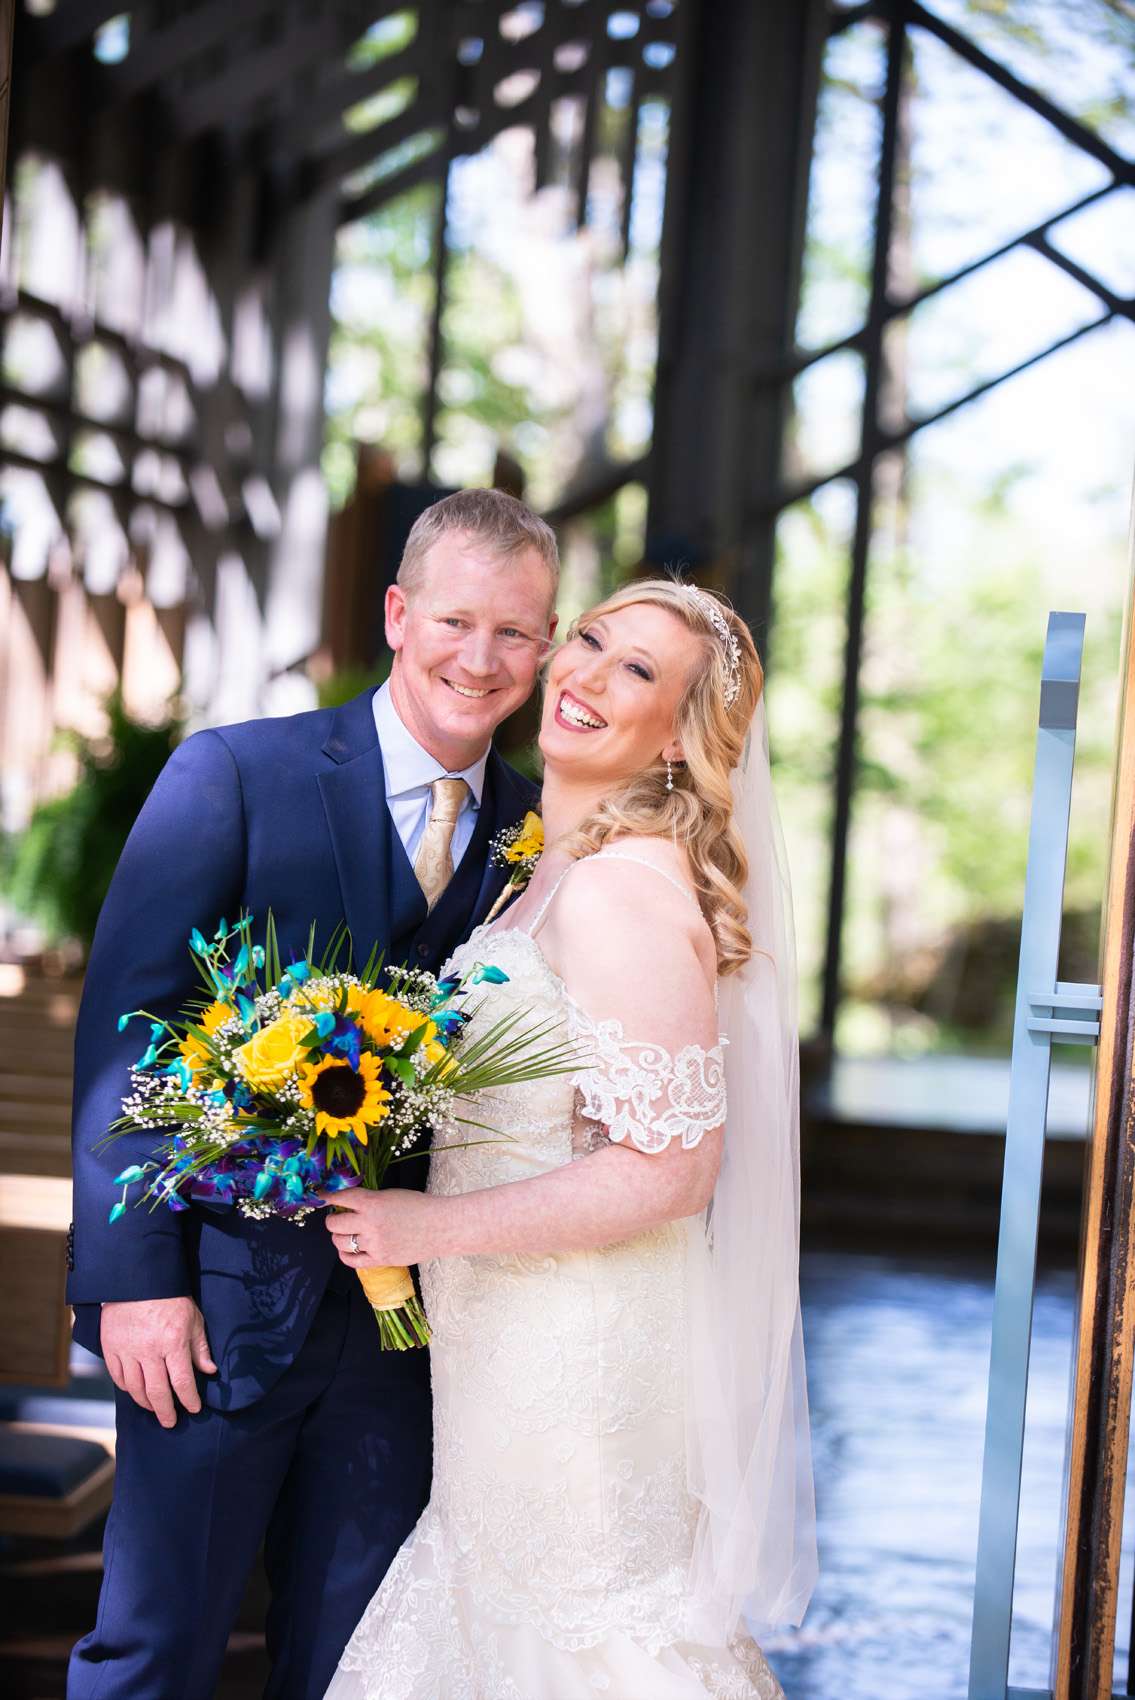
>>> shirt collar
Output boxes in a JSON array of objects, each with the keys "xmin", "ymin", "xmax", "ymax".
[{"xmin": 372, "ymin": 681, "xmax": 488, "ymax": 809}]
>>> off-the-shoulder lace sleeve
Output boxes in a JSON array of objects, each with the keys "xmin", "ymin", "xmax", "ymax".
[{"xmin": 568, "ymin": 1001, "xmax": 727, "ymax": 1154}]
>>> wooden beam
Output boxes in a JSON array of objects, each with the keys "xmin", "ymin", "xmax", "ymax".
[
  {"xmin": 314, "ymin": 98, "xmax": 435, "ymax": 192},
  {"xmin": 170, "ymin": 8, "xmax": 355, "ymax": 142},
  {"xmin": 17, "ymin": 0, "xmax": 121, "ymax": 61},
  {"xmin": 104, "ymin": 0, "xmax": 279, "ymax": 101},
  {"xmin": 1053, "ymin": 560, "xmax": 1135, "ymax": 1697},
  {"xmin": 0, "ymin": 0, "xmax": 13, "ymax": 230},
  {"xmin": 281, "ymin": 36, "xmax": 424, "ymax": 158},
  {"xmin": 337, "ymin": 143, "xmax": 445, "ymax": 227},
  {"xmin": 267, "ymin": 5, "xmax": 420, "ymax": 155}
]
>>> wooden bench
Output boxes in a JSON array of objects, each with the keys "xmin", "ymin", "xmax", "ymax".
[
  {"xmin": 0, "ymin": 1129, "xmax": 71, "ymax": 1177},
  {"xmin": 0, "ymin": 1175, "xmax": 114, "ymax": 1538}
]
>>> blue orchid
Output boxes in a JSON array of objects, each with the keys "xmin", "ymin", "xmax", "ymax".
[
  {"xmin": 470, "ymin": 964, "xmax": 510, "ymax": 986},
  {"xmin": 430, "ymin": 1008, "xmax": 469, "ymax": 1036},
  {"xmin": 319, "ymin": 1014, "xmax": 362, "ymax": 1069}
]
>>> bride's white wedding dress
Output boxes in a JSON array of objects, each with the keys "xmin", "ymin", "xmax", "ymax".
[{"xmin": 325, "ymin": 853, "xmax": 784, "ymax": 1700}]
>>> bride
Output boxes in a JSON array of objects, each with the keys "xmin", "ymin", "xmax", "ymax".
[{"xmin": 322, "ymin": 578, "xmax": 816, "ymax": 1699}]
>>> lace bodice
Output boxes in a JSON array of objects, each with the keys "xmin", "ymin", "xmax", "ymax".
[{"xmin": 437, "ymin": 850, "xmax": 727, "ymax": 1170}]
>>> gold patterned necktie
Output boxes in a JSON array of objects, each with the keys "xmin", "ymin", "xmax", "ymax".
[{"xmin": 414, "ymin": 777, "xmax": 469, "ymax": 910}]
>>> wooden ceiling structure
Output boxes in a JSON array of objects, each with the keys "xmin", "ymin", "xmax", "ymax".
[
  {"xmin": 11, "ymin": 0, "xmax": 685, "ymax": 231},
  {"xmin": 0, "ymin": 2, "xmax": 695, "ymax": 732}
]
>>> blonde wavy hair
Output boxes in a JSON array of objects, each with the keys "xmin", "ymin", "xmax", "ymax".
[{"xmin": 556, "ymin": 578, "xmax": 764, "ymax": 977}]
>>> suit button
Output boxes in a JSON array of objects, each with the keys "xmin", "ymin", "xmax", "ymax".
[{"xmin": 416, "ymin": 941, "xmax": 430, "ymax": 960}]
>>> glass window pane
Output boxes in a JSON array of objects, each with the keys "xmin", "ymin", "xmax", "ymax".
[
  {"xmin": 923, "ymin": 0, "xmax": 1135, "ymax": 156},
  {"xmin": 905, "ymin": 21, "xmax": 1112, "ymax": 288},
  {"xmin": 325, "ymin": 182, "xmax": 441, "ymax": 503},
  {"xmin": 795, "ymin": 20, "xmax": 886, "ymax": 351},
  {"xmin": 839, "ymin": 322, "xmax": 1131, "ymax": 1057},
  {"xmin": 768, "ymin": 482, "xmax": 854, "ymax": 1037}
]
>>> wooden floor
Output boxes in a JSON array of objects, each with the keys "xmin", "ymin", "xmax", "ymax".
[{"xmin": 0, "ymin": 1536, "xmax": 271, "ymax": 1696}]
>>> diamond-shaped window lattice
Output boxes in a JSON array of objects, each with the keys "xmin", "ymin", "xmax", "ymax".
[
  {"xmin": 643, "ymin": 41, "xmax": 675, "ymax": 70},
  {"xmin": 1048, "ymin": 188, "xmax": 1135, "ymax": 301},
  {"xmin": 93, "ymin": 14, "xmax": 130, "ymax": 64},
  {"xmin": 796, "ymin": 19, "xmax": 887, "ymax": 351},
  {"xmin": 495, "ymin": 70, "xmax": 541, "ymax": 109},
  {"xmin": 500, "ymin": 4, "xmax": 545, "ymax": 44},
  {"xmin": 348, "ymin": 10, "xmax": 417, "ymax": 73},
  {"xmin": 904, "ymin": 23, "xmax": 1114, "ymax": 291},
  {"xmin": 343, "ymin": 77, "xmax": 420, "ymax": 138},
  {"xmin": 341, "ymin": 130, "xmax": 445, "ymax": 200},
  {"xmin": 74, "ymin": 342, "xmax": 133, "ymax": 426},
  {"xmin": 785, "ymin": 350, "xmax": 867, "ymax": 487},
  {"xmin": 555, "ymin": 41, "xmax": 589, "ymax": 73},
  {"xmin": 1, "ymin": 404, "xmax": 59, "ymax": 464},
  {"xmin": 2, "ymin": 314, "xmax": 69, "ymax": 399},
  {"xmin": 923, "ymin": 0, "xmax": 1135, "ymax": 157},
  {"xmin": 71, "ymin": 429, "xmax": 128, "ymax": 486},
  {"xmin": 895, "ymin": 244, "xmax": 1106, "ymax": 421}
]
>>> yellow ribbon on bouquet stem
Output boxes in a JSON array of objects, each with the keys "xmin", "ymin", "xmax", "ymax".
[{"xmin": 357, "ymin": 1263, "xmax": 415, "ymax": 1311}]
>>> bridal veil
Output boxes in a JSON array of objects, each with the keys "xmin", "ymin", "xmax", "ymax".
[{"xmin": 683, "ymin": 695, "xmax": 818, "ymax": 1642}]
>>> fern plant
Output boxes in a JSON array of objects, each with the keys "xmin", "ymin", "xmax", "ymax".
[{"xmin": 2, "ymin": 695, "xmax": 182, "ymax": 953}]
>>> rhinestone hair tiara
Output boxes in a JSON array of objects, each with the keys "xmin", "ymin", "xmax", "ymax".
[{"xmin": 681, "ymin": 585, "xmax": 742, "ymax": 708}]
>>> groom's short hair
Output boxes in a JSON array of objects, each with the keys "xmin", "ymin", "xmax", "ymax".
[{"xmin": 398, "ymin": 489, "xmax": 559, "ymax": 599}]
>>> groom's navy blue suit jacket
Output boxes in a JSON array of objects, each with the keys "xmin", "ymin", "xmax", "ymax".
[{"xmin": 67, "ymin": 687, "xmax": 537, "ymax": 1411}]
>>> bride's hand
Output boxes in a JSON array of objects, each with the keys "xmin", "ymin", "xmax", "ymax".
[{"xmin": 317, "ymin": 1188, "xmax": 445, "ymax": 1266}]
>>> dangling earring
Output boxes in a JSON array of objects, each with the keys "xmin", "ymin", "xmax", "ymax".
[{"xmin": 665, "ymin": 758, "xmax": 674, "ymax": 792}]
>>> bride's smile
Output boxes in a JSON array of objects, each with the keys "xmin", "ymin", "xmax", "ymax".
[{"xmin": 539, "ymin": 602, "xmax": 695, "ymax": 795}]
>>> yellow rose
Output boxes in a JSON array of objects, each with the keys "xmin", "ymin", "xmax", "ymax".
[
  {"xmin": 234, "ymin": 1012, "xmax": 311, "ymax": 1092},
  {"xmin": 422, "ymin": 1038, "xmax": 458, "ymax": 1078}
]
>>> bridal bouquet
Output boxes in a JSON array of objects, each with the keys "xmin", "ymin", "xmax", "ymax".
[{"xmin": 106, "ymin": 914, "xmax": 578, "ymax": 1347}]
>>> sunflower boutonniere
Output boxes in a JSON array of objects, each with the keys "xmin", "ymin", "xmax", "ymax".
[{"xmin": 484, "ymin": 810, "xmax": 544, "ymax": 923}]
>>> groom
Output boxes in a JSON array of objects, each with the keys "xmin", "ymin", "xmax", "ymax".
[{"xmin": 66, "ymin": 488, "xmax": 558, "ymax": 1698}]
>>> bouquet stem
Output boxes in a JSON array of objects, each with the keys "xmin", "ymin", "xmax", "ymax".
[{"xmin": 357, "ymin": 1263, "xmax": 431, "ymax": 1349}]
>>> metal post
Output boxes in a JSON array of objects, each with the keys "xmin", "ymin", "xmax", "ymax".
[
  {"xmin": 0, "ymin": 0, "xmax": 14, "ymax": 231},
  {"xmin": 968, "ymin": 612, "xmax": 1090, "ymax": 1700}
]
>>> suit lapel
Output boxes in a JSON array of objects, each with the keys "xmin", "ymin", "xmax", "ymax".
[
  {"xmin": 317, "ymin": 691, "xmax": 392, "ymax": 968},
  {"xmin": 319, "ymin": 697, "xmax": 538, "ymax": 967}
]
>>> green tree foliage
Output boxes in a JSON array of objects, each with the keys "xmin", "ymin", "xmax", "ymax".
[{"xmin": 1, "ymin": 697, "xmax": 182, "ymax": 951}]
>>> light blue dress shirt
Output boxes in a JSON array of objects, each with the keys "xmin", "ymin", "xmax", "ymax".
[{"xmin": 371, "ymin": 681, "xmax": 488, "ymax": 872}]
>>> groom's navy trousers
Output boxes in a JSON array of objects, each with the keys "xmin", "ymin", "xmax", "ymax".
[{"xmin": 65, "ymin": 688, "xmax": 536, "ymax": 1699}]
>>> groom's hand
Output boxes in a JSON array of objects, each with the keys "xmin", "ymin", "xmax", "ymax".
[{"xmin": 100, "ymin": 1297, "xmax": 217, "ymax": 1429}]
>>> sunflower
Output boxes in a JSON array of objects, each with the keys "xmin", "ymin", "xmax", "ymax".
[
  {"xmin": 298, "ymin": 1051, "xmax": 391, "ymax": 1144},
  {"xmin": 358, "ymin": 989, "xmax": 431, "ymax": 1049},
  {"xmin": 300, "ymin": 979, "xmax": 368, "ymax": 1018},
  {"xmin": 179, "ymin": 999, "xmax": 235, "ymax": 1075}
]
